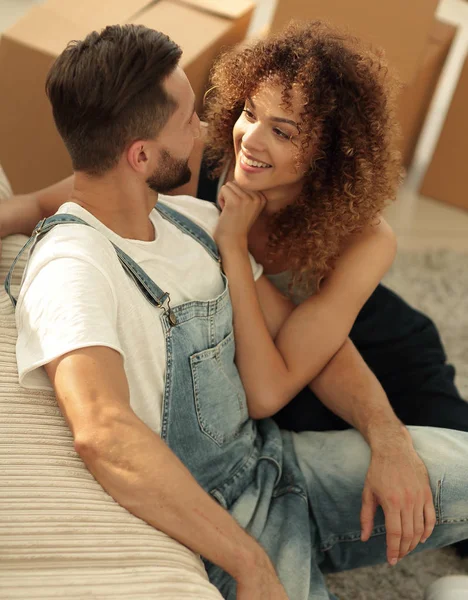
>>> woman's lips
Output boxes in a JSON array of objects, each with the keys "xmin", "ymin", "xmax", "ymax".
[{"xmin": 238, "ymin": 150, "xmax": 272, "ymax": 173}]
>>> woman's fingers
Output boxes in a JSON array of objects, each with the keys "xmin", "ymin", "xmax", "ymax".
[
  {"xmin": 218, "ymin": 184, "xmax": 239, "ymax": 209},
  {"xmin": 224, "ymin": 181, "xmax": 244, "ymax": 198},
  {"xmin": 225, "ymin": 182, "xmax": 266, "ymax": 208},
  {"xmin": 220, "ymin": 183, "xmax": 265, "ymax": 216}
]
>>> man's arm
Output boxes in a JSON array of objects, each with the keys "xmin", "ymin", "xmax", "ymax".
[
  {"xmin": 45, "ymin": 345, "xmax": 287, "ymax": 599},
  {"xmin": 309, "ymin": 337, "xmax": 400, "ymax": 438},
  {"xmin": 309, "ymin": 338, "xmax": 436, "ymax": 563}
]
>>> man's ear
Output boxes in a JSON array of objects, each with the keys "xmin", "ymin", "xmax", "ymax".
[{"xmin": 127, "ymin": 140, "xmax": 152, "ymax": 174}]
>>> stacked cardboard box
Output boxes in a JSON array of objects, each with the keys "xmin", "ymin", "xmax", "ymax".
[
  {"xmin": 0, "ymin": 0, "xmax": 254, "ymax": 193},
  {"xmin": 397, "ymin": 19, "xmax": 457, "ymax": 167},
  {"xmin": 269, "ymin": 1, "xmax": 458, "ymax": 171},
  {"xmin": 420, "ymin": 55, "xmax": 468, "ymax": 211},
  {"xmin": 270, "ymin": 0, "xmax": 440, "ymax": 85}
]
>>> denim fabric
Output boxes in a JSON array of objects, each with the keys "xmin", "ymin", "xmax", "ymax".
[{"xmin": 7, "ymin": 204, "xmax": 468, "ymax": 600}]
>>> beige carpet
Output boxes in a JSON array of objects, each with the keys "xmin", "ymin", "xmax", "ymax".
[{"xmin": 327, "ymin": 248, "xmax": 468, "ymax": 600}]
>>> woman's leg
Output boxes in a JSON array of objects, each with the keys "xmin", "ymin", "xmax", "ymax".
[
  {"xmin": 274, "ymin": 385, "xmax": 350, "ymax": 431},
  {"xmin": 273, "ymin": 284, "xmax": 468, "ymax": 433},
  {"xmin": 349, "ymin": 284, "xmax": 468, "ymax": 432}
]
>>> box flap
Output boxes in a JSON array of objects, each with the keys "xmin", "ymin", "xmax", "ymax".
[
  {"xmin": 132, "ymin": 0, "xmax": 230, "ymax": 65},
  {"xmin": 270, "ymin": 0, "xmax": 440, "ymax": 84},
  {"xmin": 42, "ymin": 0, "xmax": 154, "ymax": 28},
  {"xmin": 175, "ymin": 0, "xmax": 255, "ymax": 20},
  {"xmin": 420, "ymin": 54, "xmax": 468, "ymax": 210},
  {"xmin": 42, "ymin": 0, "xmax": 255, "ymax": 26},
  {"xmin": 3, "ymin": 5, "xmax": 91, "ymax": 55}
]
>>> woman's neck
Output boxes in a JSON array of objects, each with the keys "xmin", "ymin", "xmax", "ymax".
[
  {"xmin": 260, "ymin": 181, "xmax": 304, "ymax": 216},
  {"xmin": 247, "ymin": 215, "xmax": 291, "ymax": 275}
]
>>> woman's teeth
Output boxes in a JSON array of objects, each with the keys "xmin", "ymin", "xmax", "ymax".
[{"xmin": 241, "ymin": 154, "xmax": 271, "ymax": 168}]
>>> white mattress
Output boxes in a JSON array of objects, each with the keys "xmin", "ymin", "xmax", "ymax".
[{"xmin": 0, "ymin": 190, "xmax": 222, "ymax": 599}]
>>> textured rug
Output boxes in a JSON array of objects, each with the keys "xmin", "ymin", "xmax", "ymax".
[{"xmin": 326, "ymin": 248, "xmax": 468, "ymax": 600}]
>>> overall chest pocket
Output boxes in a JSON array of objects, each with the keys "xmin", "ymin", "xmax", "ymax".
[{"xmin": 190, "ymin": 330, "xmax": 249, "ymax": 446}]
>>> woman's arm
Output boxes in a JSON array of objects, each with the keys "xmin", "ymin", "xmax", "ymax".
[{"xmin": 215, "ymin": 183, "xmax": 396, "ymax": 418}]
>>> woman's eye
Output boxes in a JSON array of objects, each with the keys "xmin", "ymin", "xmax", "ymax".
[
  {"xmin": 242, "ymin": 108, "xmax": 255, "ymax": 120},
  {"xmin": 273, "ymin": 127, "xmax": 290, "ymax": 140}
]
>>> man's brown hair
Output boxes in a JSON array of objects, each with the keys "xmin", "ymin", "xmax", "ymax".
[{"xmin": 46, "ymin": 24, "xmax": 182, "ymax": 175}]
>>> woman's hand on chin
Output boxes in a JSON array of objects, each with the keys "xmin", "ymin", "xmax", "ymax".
[{"xmin": 214, "ymin": 182, "xmax": 266, "ymax": 253}]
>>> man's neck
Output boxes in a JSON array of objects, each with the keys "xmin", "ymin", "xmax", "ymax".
[{"xmin": 70, "ymin": 171, "xmax": 158, "ymax": 242}]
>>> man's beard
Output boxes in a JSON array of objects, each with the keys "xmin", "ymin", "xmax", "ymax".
[{"xmin": 146, "ymin": 148, "xmax": 191, "ymax": 194}]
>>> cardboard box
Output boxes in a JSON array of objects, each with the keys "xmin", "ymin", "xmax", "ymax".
[
  {"xmin": 420, "ymin": 55, "xmax": 468, "ymax": 211},
  {"xmin": 270, "ymin": 0, "xmax": 440, "ymax": 85},
  {"xmin": 0, "ymin": 0, "xmax": 254, "ymax": 193},
  {"xmin": 132, "ymin": 0, "xmax": 253, "ymax": 111},
  {"xmin": 397, "ymin": 19, "xmax": 457, "ymax": 167}
]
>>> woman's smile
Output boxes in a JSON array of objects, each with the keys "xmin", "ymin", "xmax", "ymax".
[{"xmin": 238, "ymin": 149, "xmax": 273, "ymax": 173}]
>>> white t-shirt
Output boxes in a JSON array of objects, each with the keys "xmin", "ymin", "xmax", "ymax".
[{"xmin": 16, "ymin": 194, "xmax": 262, "ymax": 435}]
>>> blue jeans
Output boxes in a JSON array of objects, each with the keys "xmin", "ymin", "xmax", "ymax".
[{"xmin": 204, "ymin": 423, "xmax": 468, "ymax": 600}]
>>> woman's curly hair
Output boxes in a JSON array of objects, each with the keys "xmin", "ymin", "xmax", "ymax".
[{"xmin": 204, "ymin": 20, "xmax": 403, "ymax": 290}]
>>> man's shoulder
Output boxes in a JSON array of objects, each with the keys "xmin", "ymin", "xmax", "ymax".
[
  {"xmin": 158, "ymin": 194, "xmax": 219, "ymax": 235},
  {"xmin": 25, "ymin": 217, "xmax": 117, "ymax": 282},
  {"xmin": 17, "ymin": 223, "xmax": 119, "ymax": 320}
]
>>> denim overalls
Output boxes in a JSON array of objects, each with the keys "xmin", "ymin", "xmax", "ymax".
[
  {"xmin": 5, "ymin": 203, "xmax": 319, "ymax": 599},
  {"xmin": 7, "ymin": 203, "xmax": 468, "ymax": 600}
]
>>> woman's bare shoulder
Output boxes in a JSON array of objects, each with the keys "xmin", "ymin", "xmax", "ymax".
[{"xmin": 344, "ymin": 215, "xmax": 397, "ymax": 254}]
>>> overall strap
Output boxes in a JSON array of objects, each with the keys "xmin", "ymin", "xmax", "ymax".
[
  {"xmin": 4, "ymin": 214, "xmax": 176, "ymax": 324},
  {"xmin": 156, "ymin": 202, "xmax": 221, "ymax": 265}
]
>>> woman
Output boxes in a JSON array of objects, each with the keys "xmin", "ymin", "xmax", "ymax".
[
  {"xmin": 196, "ymin": 21, "xmax": 468, "ymax": 441},
  {"xmin": 203, "ymin": 20, "xmax": 468, "ymax": 560}
]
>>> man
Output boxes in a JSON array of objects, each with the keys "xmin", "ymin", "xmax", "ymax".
[{"xmin": 5, "ymin": 24, "xmax": 468, "ymax": 599}]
